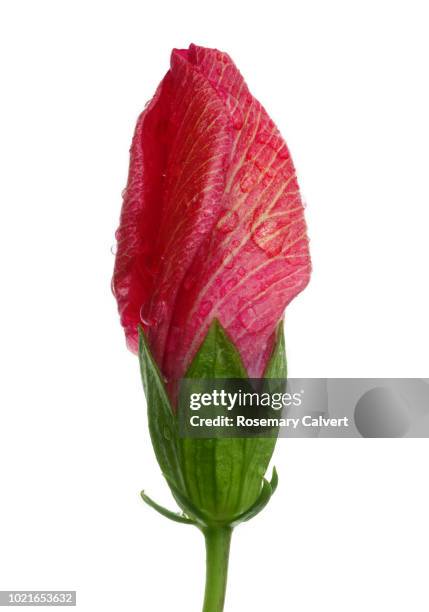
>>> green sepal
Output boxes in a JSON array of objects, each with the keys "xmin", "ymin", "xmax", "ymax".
[
  {"xmin": 138, "ymin": 326, "xmax": 185, "ymax": 492},
  {"xmin": 178, "ymin": 320, "xmax": 285, "ymax": 524},
  {"xmin": 231, "ymin": 467, "xmax": 278, "ymax": 527},
  {"xmin": 264, "ymin": 322, "xmax": 287, "ymax": 379},
  {"xmin": 140, "ymin": 490, "xmax": 195, "ymax": 525},
  {"xmin": 185, "ymin": 319, "xmax": 248, "ymax": 379},
  {"xmin": 166, "ymin": 478, "xmax": 214, "ymax": 528}
]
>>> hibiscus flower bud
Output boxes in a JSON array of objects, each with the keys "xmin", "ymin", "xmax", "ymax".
[
  {"xmin": 112, "ymin": 44, "xmax": 311, "ymax": 612},
  {"xmin": 113, "ymin": 44, "xmax": 310, "ymax": 392}
]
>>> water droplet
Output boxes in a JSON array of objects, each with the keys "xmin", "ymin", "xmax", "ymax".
[
  {"xmin": 222, "ymin": 91, "xmax": 244, "ymax": 129},
  {"xmin": 198, "ymin": 300, "xmax": 212, "ymax": 317},
  {"xmin": 278, "ymin": 147, "xmax": 289, "ymax": 160},
  {"xmin": 238, "ymin": 306, "xmax": 257, "ymax": 331},
  {"xmin": 239, "ymin": 162, "xmax": 260, "ymax": 193},
  {"xmin": 252, "ymin": 220, "xmax": 284, "ymax": 257},
  {"xmin": 231, "ymin": 108, "xmax": 244, "ymax": 130},
  {"xmin": 202, "ymin": 205, "xmax": 215, "ymax": 219},
  {"xmin": 218, "ymin": 211, "xmax": 239, "ymax": 233},
  {"xmin": 140, "ymin": 305, "xmax": 154, "ymax": 327},
  {"xmin": 285, "ymin": 253, "xmax": 303, "ymax": 267},
  {"xmin": 140, "ymin": 299, "xmax": 167, "ymax": 327},
  {"xmin": 110, "ymin": 244, "xmax": 117, "ymax": 255},
  {"xmin": 256, "ymin": 131, "xmax": 270, "ymax": 144},
  {"xmin": 220, "ymin": 278, "xmax": 237, "ymax": 297},
  {"xmin": 232, "ymin": 117, "xmax": 243, "ymax": 130},
  {"xmin": 222, "ymin": 250, "xmax": 234, "ymax": 269},
  {"xmin": 240, "ymin": 175, "xmax": 255, "ymax": 193},
  {"xmin": 268, "ymin": 135, "xmax": 282, "ymax": 151},
  {"xmin": 163, "ymin": 427, "xmax": 172, "ymax": 440}
]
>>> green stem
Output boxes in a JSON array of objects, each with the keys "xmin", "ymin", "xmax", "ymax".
[{"xmin": 202, "ymin": 526, "xmax": 232, "ymax": 612}]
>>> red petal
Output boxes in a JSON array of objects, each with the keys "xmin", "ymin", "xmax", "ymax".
[{"xmin": 113, "ymin": 45, "xmax": 311, "ymax": 396}]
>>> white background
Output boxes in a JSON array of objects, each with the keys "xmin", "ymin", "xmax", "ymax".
[{"xmin": 1, "ymin": 1, "xmax": 428, "ymax": 611}]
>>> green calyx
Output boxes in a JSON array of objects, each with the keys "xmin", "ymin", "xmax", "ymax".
[{"xmin": 138, "ymin": 319, "xmax": 286, "ymax": 529}]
